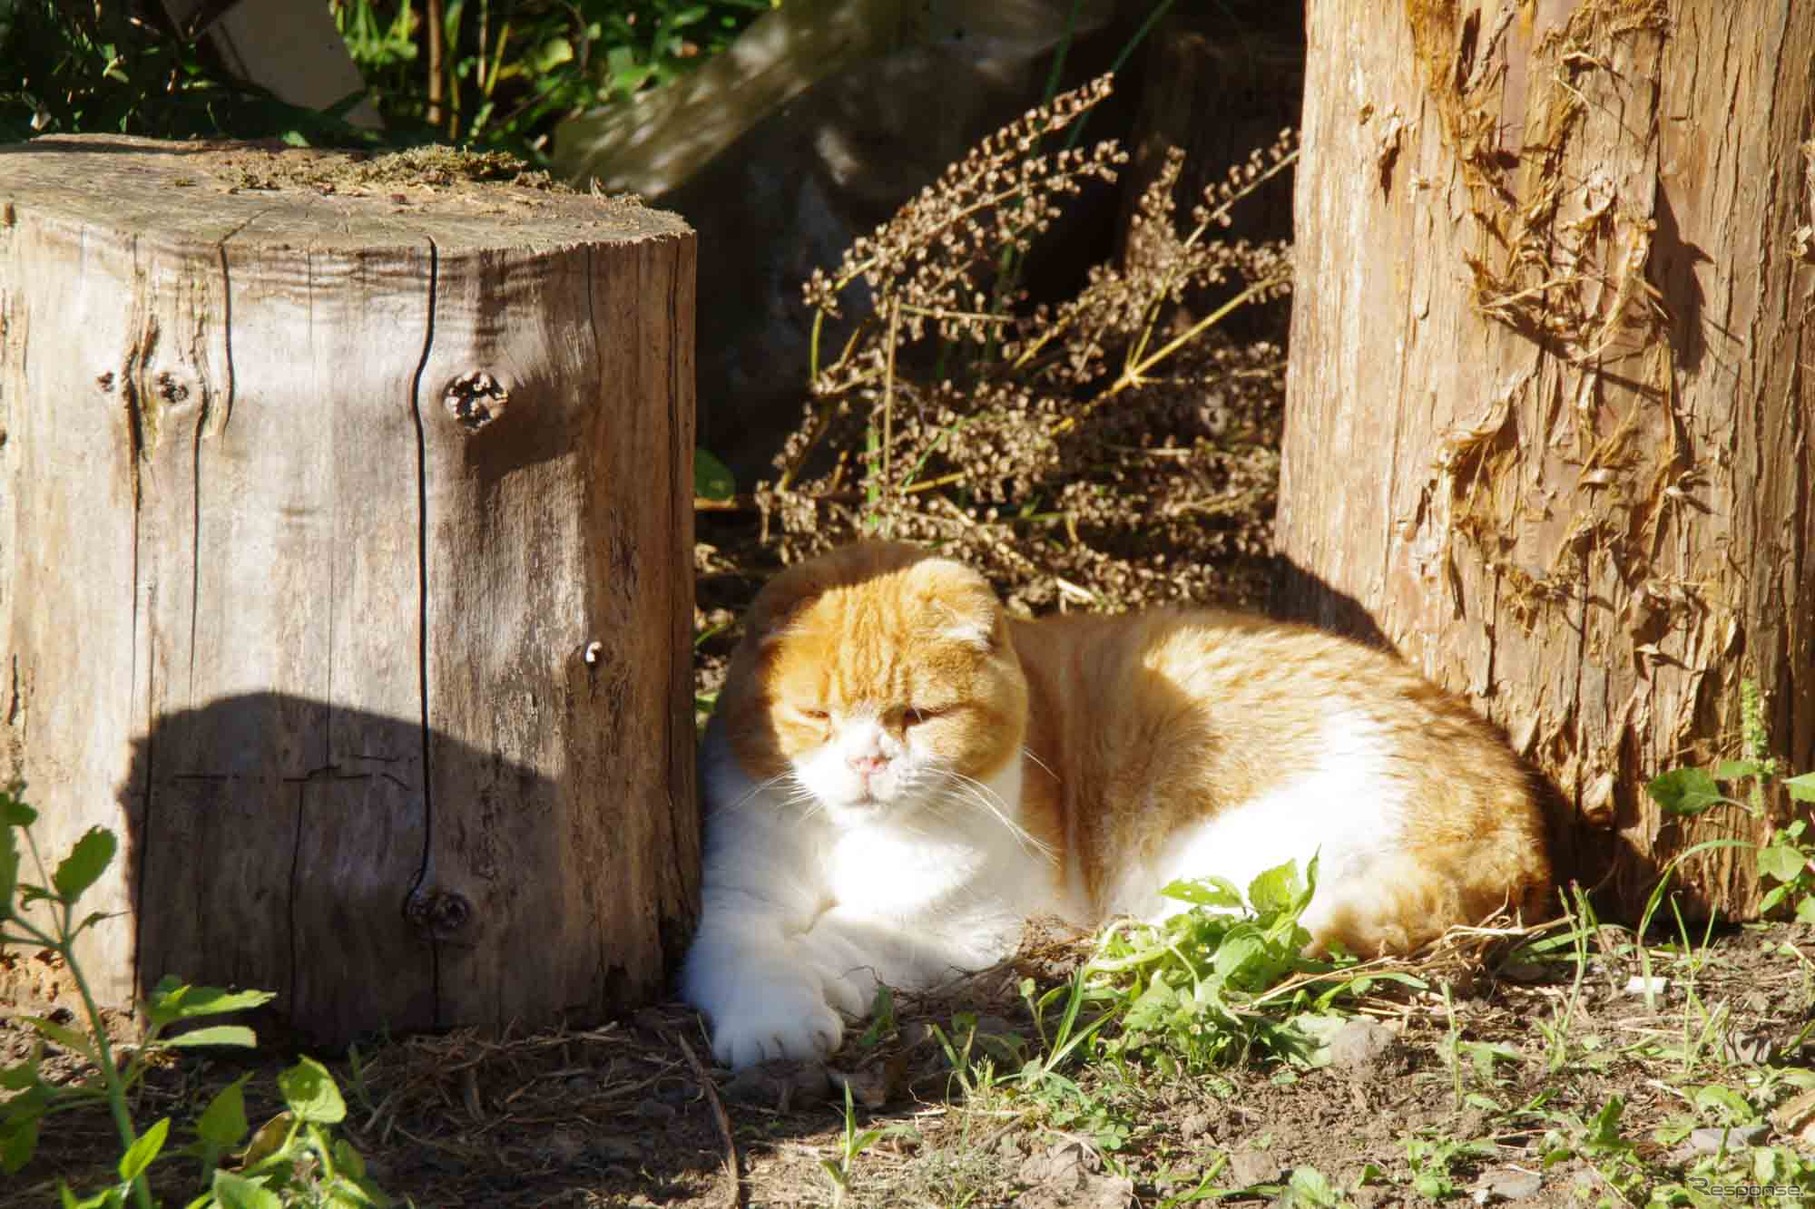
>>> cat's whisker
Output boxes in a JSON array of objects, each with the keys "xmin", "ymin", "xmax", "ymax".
[
  {"xmin": 934, "ymin": 769, "xmax": 1055, "ymax": 862},
  {"xmin": 718, "ymin": 770, "xmax": 797, "ymax": 817},
  {"xmin": 1020, "ymin": 745, "xmax": 1059, "ymax": 782}
]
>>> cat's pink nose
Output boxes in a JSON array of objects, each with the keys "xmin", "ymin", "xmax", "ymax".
[{"xmin": 848, "ymin": 753, "xmax": 889, "ymax": 776}]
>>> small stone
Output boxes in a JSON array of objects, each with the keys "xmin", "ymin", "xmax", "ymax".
[
  {"xmin": 1227, "ymin": 1147, "xmax": 1281, "ymax": 1188},
  {"xmin": 1687, "ymin": 1124, "xmax": 1769, "ymax": 1154},
  {"xmin": 828, "ymin": 1062, "xmax": 891, "ymax": 1109},
  {"xmin": 1474, "ymin": 1166, "xmax": 1543, "ymax": 1201},
  {"xmin": 721, "ymin": 1058, "xmax": 831, "ymax": 1109},
  {"xmin": 1721, "ymin": 1031, "xmax": 1779, "ymax": 1065},
  {"xmin": 1015, "ymin": 1174, "xmax": 1133, "ymax": 1209},
  {"xmin": 1328, "ymin": 1017, "xmax": 1404, "ymax": 1074},
  {"xmin": 1178, "ymin": 1111, "xmax": 1214, "ymax": 1141},
  {"xmin": 1013, "ymin": 1140, "xmax": 1132, "ymax": 1209},
  {"xmin": 1018, "ymin": 1140, "xmax": 1098, "ymax": 1186}
]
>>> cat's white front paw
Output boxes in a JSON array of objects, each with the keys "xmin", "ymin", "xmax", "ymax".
[
  {"xmin": 819, "ymin": 961, "xmax": 880, "ymax": 1018},
  {"xmin": 708, "ymin": 979, "xmax": 845, "ymax": 1069}
]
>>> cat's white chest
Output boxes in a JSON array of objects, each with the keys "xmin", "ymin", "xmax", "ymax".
[{"xmin": 825, "ymin": 826, "xmax": 981, "ymax": 920}]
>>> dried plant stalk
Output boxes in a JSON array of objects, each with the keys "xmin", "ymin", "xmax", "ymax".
[{"xmin": 742, "ymin": 77, "xmax": 1296, "ymax": 617}]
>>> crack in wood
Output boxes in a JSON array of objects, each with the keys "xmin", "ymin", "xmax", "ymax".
[{"xmin": 407, "ymin": 234, "xmax": 442, "ymax": 1021}]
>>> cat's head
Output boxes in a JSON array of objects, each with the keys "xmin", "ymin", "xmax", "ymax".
[{"xmin": 718, "ymin": 542, "xmax": 1028, "ymax": 828}]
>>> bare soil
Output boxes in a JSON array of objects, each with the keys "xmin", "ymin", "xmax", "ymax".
[{"xmin": 7, "ymin": 919, "xmax": 1814, "ymax": 1208}]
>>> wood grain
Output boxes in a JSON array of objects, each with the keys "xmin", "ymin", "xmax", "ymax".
[{"xmin": 0, "ymin": 137, "xmax": 698, "ymax": 1039}]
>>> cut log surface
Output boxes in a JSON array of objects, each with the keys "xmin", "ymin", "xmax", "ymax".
[{"xmin": 0, "ymin": 136, "xmax": 698, "ymax": 1041}]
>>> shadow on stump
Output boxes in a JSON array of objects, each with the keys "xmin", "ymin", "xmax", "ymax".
[{"xmin": 119, "ymin": 693, "xmax": 553, "ymax": 1046}]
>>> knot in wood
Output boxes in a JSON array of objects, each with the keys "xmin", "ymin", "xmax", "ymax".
[
  {"xmin": 443, "ymin": 371, "xmax": 509, "ymax": 431},
  {"xmin": 406, "ymin": 886, "xmax": 473, "ymax": 939},
  {"xmin": 155, "ymin": 371, "xmax": 190, "ymax": 405}
]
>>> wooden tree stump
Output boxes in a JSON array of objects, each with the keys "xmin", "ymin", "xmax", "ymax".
[{"xmin": 0, "ymin": 137, "xmax": 699, "ymax": 1042}]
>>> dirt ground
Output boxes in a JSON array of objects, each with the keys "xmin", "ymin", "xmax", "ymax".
[{"xmin": 8, "ymin": 915, "xmax": 1815, "ymax": 1209}]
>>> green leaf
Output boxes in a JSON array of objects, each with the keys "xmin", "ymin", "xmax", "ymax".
[
  {"xmin": 1210, "ymin": 929, "xmax": 1266, "ymax": 983},
  {"xmin": 1585, "ymin": 1095, "xmax": 1627, "ymax": 1150},
  {"xmin": 1785, "ymin": 772, "xmax": 1815, "ymax": 804},
  {"xmin": 166, "ymin": 1025, "xmax": 257, "ymax": 1050},
  {"xmin": 0, "ymin": 792, "xmax": 36, "ymax": 826},
  {"xmin": 196, "ymin": 1078, "xmax": 250, "ymax": 1149},
  {"xmin": 0, "ymin": 1112, "xmax": 40, "ymax": 1174},
  {"xmin": 1159, "ymin": 877, "xmax": 1243, "ymax": 909},
  {"xmin": 1247, "ymin": 860, "xmax": 1304, "ymax": 916},
  {"xmin": 1798, "ymin": 896, "xmax": 1815, "ymax": 926},
  {"xmin": 1412, "ymin": 1168, "xmax": 1454, "ymax": 1200},
  {"xmin": 0, "ymin": 1057, "xmax": 37, "ymax": 1090},
  {"xmin": 240, "ymin": 1111, "xmax": 294, "ymax": 1168},
  {"xmin": 1285, "ymin": 1165, "xmax": 1342, "ymax": 1206},
  {"xmin": 212, "ymin": 1170, "xmax": 283, "ymax": 1209},
  {"xmin": 0, "ymin": 826, "xmax": 17, "ymax": 919},
  {"xmin": 694, "ymin": 448, "xmax": 736, "ymax": 501},
  {"xmin": 1646, "ymin": 768, "xmax": 1723, "ymax": 816},
  {"xmin": 146, "ymin": 983, "xmax": 275, "ymax": 1028},
  {"xmin": 332, "ymin": 1138, "xmax": 368, "ymax": 1179},
  {"xmin": 59, "ymin": 1186, "xmax": 121, "ymax": 1209},
  {"xmin": 117, "ymin": 1116, "xmax": 169, "ymax": 1182},
  {"xmin": 278, "ymin": 1057, "xmax": 347, "ymax": 1124},
  {"xmin": 52, "ymin": 827, "xmax": 117, "ymax": 903},
  {"xmin": 23, "ymin": 1016, "xmax": 97, "ymax": 1060},
  {"xmin": 1692, "ymin": 1084, "xmax": 1754, "ymax": 1124},
  {"xmin": 1716, "ymin": 759, "xmax": 1764, "ymax": 781},
  {"xmin": 1756, "ymin": 844, "xmax": 1808, "ymax": 885}
]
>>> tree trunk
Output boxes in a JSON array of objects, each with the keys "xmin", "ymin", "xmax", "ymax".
[
  {"xmin": 1276, "ymin": 0, "xmax": 1815, "ymax": 920},
  {"xmin": 0, "ymin": 136, "xmax": 699, "ymax": 1042}
]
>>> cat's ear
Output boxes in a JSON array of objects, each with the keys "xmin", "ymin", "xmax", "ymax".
[
  {"xmin": 745, "ymin": 595, "xmax": 810, "ymax": 653},
  {"xmin": 937, "ymin": 610, "xmax": 1001, "ymax": 652},
  {"xmin": 911, "ymin": 558, "xmax": 1005, "ymax": 652}
]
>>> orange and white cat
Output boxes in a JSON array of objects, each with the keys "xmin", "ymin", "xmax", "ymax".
[{"xmin": 681, "ymin": 542, "xmax": 1549, "ymax": 1068}]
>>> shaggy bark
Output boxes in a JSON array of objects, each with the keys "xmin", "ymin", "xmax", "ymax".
[{"xmin": 1276, "ymin": 1, "xmax": 1814, "ymax": 918}]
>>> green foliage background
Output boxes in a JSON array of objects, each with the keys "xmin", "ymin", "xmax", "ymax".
[{"xmin": 0, "ymin": 0, "xmax": 771, "ymax": 160}]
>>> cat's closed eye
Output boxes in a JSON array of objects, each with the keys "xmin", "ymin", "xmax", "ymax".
[{"xmin": 904, "ymin": 706, "xmax": 951, "ymax": 726}]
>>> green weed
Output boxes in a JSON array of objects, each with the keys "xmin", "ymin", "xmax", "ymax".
[
  {"xmin": 0, "ymin": 783, "xmax": 389, "ymax": 1207},
  {"xmin": 0, "ymin": 0, "xmax": 381, "ymax": 145},
  {"xmin": 1086, "ymin": 859, "xmax": 1421, "ymax": 1074},
  {"xmin": 1646, "ymin": 679, "xmax": 1815, "ymax": 923},
  {"xmin": 329, "ymin": 0, "xmax": 770, "ymax": 154},
  {"xmin": 819, "ymin": 1082, "xmax": 900, "ymax": 1209},
  {"xmin": 928, "ymin": 859, "xmax": 1420, "ymax": 1160},
  {"xmin": 1401, "ymin": 1131, "xmax": 1496, "ymax": 1201}
]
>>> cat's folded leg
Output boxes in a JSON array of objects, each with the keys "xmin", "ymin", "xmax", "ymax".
[
  {"xmin": 681, "ymin": 908, "xmax": 846, "ymax": 1069},
  {"xmin": 800, "ymin": 907, "xmax": 1020, "ymax": 1017}
]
